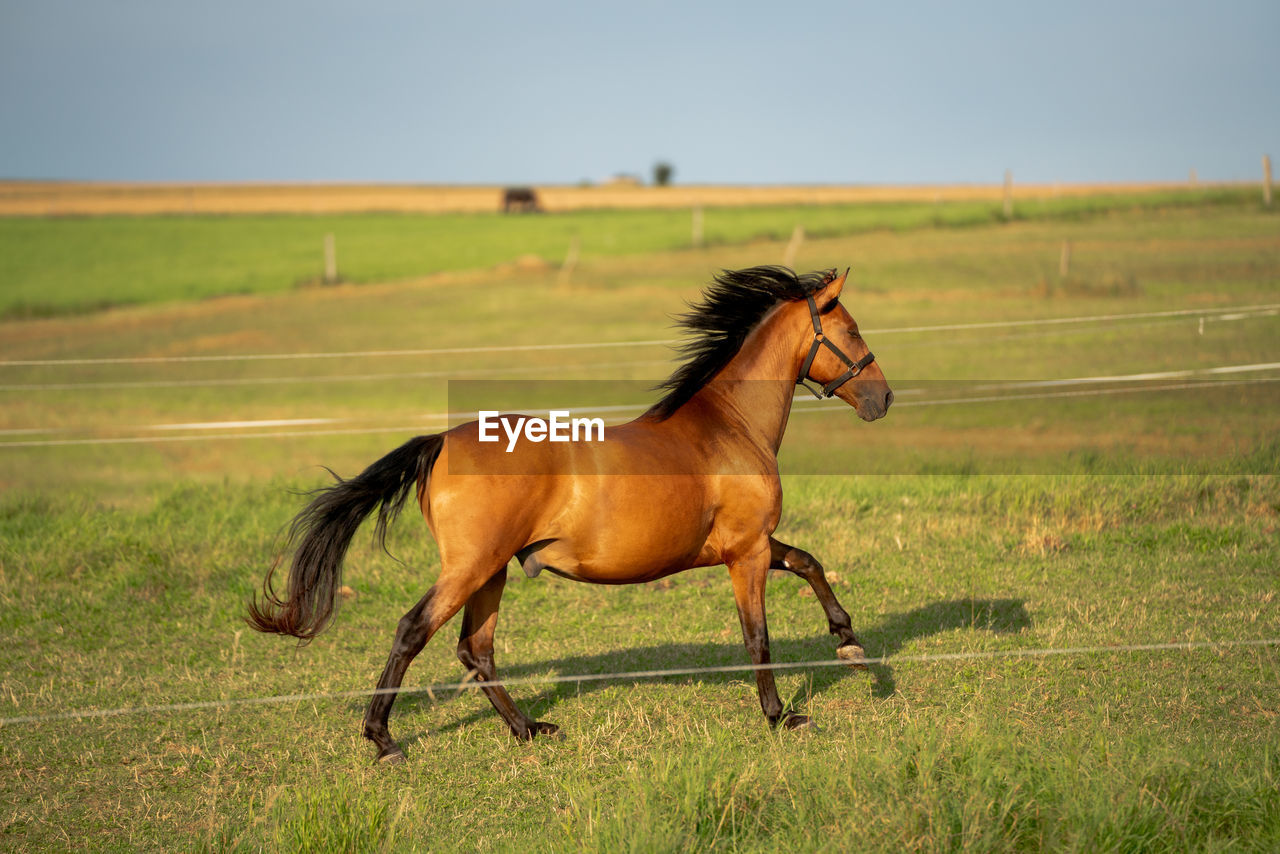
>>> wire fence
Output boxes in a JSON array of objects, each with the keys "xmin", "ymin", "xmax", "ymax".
[
  {"xmin": 2, "ymin": 363, "xmax": 1277, "ymax": 448},
  {"xmin": 3, "ymin": 302, "xmax": 1277, "ymax": 368},
  {"xmin": 2, "ymin": 638, "xmax": 1275, "ymax": 727},
  {"xmin": 4, "ymin": 308, "xmax": 1278, "ymax": 395}
]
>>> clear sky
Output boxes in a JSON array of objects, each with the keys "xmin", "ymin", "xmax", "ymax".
[{"xmin": 1, "ymin": 0, "xmax": 1276, "ymax": 185}]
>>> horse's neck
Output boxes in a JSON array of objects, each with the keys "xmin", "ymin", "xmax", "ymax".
[{"xmin": 694, "ymin": 319, "xmax": 798, "ymax": 453}]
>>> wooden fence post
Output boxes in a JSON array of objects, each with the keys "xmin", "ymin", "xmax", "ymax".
[
  {"xmin": 1059, "ymin": 240, "xmax": 1071, "ymax": 278},
  {"xmin": 558, "ymin": 236, "xmax": 580, "ymax": 290},
  {"xmin": 324, "ymin": 233, "xmax": 338, "ymax": 284},
  {"xmin": 1264, "ymin": 155, "xmax": 1273, "ymax": 208},
  {"xmin": 692, "ymin": 207, "xmax": 704, "ymax": 248},
  {"xmin": 782, "ymin": 224, "xmax": 805, "ymax": 268}
]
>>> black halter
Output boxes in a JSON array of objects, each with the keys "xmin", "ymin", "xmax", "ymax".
[{"xmin": 796, "ymin": 294, "xmax": 876, "ymax": 399}]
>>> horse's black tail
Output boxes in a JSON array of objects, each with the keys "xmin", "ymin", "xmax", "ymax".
[{"xmin": 247, "ymin": 434, "xmax": 445, "ymax": 641}]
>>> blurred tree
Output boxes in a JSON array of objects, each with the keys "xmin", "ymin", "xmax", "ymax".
[{"xmin": 652, "ymin": 161, "xmax": 674, "ymax": 187}]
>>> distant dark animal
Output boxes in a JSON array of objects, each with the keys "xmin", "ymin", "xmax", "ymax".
[
  {"xmin": 248, "ymin": 266, "xmax": 892, "ymax": 762},
  {"xmin": 501, "ymin": 186, "xmax": 541, "ymax": 213}
]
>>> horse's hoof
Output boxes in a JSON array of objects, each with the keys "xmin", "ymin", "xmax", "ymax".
[
  {"xmin": 512, "ymin": 721, "xmax": 561, "ymax": 741},
  {"xmin": 837, "ymin": 643, "xmax": 867, "ymax": 668},
  {"xmin": 376, "ymin": 747, "xmax": 407, "ymax": 765},
  {"xmin": 781, "ymin": 713, "xmax": 815, "ymax": 731}
]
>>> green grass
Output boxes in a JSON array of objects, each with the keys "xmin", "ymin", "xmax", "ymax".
[
  {"xmin": 0, "ymin": 199, "xmax": 1277, "ymax": 850},
  {"xmin": 1, "ymin": 475, "xmax": 1277, "ymax": 851},
  {"xmin": 0, "ymin": 186, "xmax": 1260, "ymax": 318}
]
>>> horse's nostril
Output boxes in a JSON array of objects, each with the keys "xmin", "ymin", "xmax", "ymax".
[{"xmin": 885, "ymin": 390, "xmax": 894, "ymax": 409}]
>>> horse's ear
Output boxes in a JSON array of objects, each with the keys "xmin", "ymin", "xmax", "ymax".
[{"xmin": 820, "ymin": 267, "xmax": 848, "ymax": 301}]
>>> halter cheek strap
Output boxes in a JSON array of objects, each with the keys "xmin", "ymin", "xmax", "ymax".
[{"xmin": 797, "ymin": 294, "xmax": 876, "ymax": 399}]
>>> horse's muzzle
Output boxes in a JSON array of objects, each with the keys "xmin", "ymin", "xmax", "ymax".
[{"xmin": 856, "ymin": 387, "xmax": 893, "ymax": 422}]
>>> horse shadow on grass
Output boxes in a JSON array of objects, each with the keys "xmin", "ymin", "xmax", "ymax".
[{"xmin": 376, "ymin": 597, "xmax": 1030, "ymax": 746}]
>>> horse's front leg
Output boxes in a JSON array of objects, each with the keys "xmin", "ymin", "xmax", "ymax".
[
  {"xmin": 727, "ymin": 547, "xmax": 810, "ymax": 730},
  {"xmin": 769, "ymin": 536, "xmax": 866, "ymax": 663}
]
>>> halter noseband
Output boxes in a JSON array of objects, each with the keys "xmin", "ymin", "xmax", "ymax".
[{"xmin": 796, "ymin": 293, "xmax": 876, "ymax": 399}]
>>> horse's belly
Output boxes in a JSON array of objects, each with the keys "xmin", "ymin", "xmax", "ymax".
[
  {"xmin": 531, "ymin": 542, "xmax": 706, "ymax": 584},
  {"xmin": 530, "ymin": 477, "xmax": 716, "ymax": 583}
]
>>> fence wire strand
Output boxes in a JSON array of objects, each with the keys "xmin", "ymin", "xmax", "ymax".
[
  {"xmin": 4, "ymin": 302, "xmax": 1277, "ymax": 368},
  {"xmin": 2, "ymin": 637, "xmax": 1275, "ymax": 727}
]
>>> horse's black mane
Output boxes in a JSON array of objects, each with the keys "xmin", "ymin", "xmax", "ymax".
[{"xmin": 646, "ymin": 266, "xmax": 831, "ymax": 421}]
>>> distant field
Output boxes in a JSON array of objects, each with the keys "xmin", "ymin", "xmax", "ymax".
[
  {"xmin": 0, "ymin": 186, "xmax": 1262, "ymax": 318},
  {"xmin": 1, "ymin": 202, "xmax": 1277, "ymax": 850},
  {"xmin": 0, "ymin": 179, "xmax": 1252, "ymax": 216}
]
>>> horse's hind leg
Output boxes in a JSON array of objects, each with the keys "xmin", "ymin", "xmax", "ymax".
[
  {"xmin": 362, "ymin": 565, "xmax": 499, "ymax": 763},
  {"xmin": 769, "ymin": 537, "xmax": 865, "ymax": 662},
  {"xmin": 456, "ymin": 568, "xmax": 558, "ymax": 740}
]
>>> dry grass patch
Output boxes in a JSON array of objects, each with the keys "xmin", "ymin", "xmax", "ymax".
[{"xmin": 0, "ymin": 180, "xmax": 1225, "ymax": 216}]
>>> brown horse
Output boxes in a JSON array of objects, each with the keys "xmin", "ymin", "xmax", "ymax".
[{"xmin": 248, "ymin": 266, "xmax": 892, "ymax": 762}]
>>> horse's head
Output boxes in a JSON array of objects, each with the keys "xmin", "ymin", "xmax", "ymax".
[{"xmin": 792, "ymin": 268, "xmax": 892, "ymax": 422}]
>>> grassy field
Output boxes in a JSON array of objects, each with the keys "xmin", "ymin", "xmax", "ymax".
[
  {"xmin": 0, "ymin": 186, "xmax": 1258, "ymax": 318},
  {"xmin": 1, "ymin": 198, "xmax": 1278, "ymax": 850}
]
